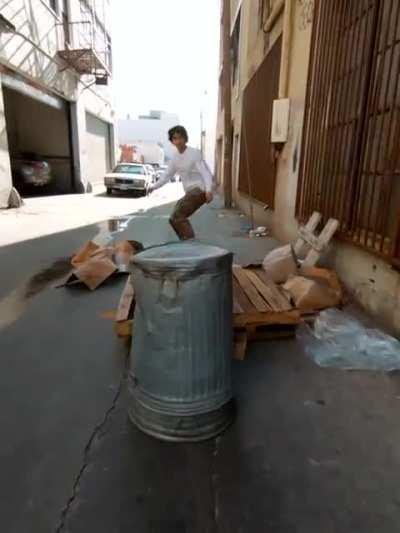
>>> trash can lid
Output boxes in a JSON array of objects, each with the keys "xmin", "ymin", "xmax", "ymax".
[{"xmin": 131, "ymin": 241, "xmax": 232, "ymax": 274}]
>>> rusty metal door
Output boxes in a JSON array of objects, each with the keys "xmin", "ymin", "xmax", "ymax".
[
  {"xmin": 238, "ymin": 36, "xmax": 282, "ymax": 206},
  {"xmin": 297, "ymin": 0, "xmax": 400, "ymax": 266}
]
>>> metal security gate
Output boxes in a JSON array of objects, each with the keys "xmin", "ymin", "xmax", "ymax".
[
  {"xmin": 297, "ymin": 0, "xmax": 400, "ymax": 266},
  {"xmin": 86, "ymin": 113, "xmax": 112, "ymax": 185},
  {"xmin": 238, "ymin": 36, "xmax": 282, "ymax": 206}
]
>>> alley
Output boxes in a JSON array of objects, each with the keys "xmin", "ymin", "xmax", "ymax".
[
  {"xmin": 0, "ymin": 183, "xmax": 183, "ymax": 248},
  {"xmin": 2, "ymin": 0, "xmax": 400, "ymax": 531},
  {"xmin": 2, "ymin": 192, "xmax": 400, "ymax": 532}
]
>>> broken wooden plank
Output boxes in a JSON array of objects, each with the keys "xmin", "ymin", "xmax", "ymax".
[
  {"xmin": 243, "ymin": 268, "xmax": 291, "ymax": 311},
  {"xmin": 233, "ymin": 330, "xmax": 248, "ymax": 360},
  {"xmin": 302, "ymin": 218, "xmax": 339, "ymax": 267},
  {"xmin": 233, "ymin": 309, "xmax": 300, "ymax": 328},
  {"xmin": 232, "ymin": 265, "xmax": 270, "ymax": 312},
  {"xmin": 233, "ymin": 277, "xmax": 257, "ymax": 314},
  {"xmin": 114, "ymin": 319, "xmax": 133, "ymax": 338},
  {"xmin": 115, "ymin": 275, "xmax": 135, "ymax": 322},
  {"xmin": 297, "ymin": 226, "xmax": 324, "ymax": 252},
  {"xmin": 293, "ymin": 211, "xmax": 322, "ymax": 255},
  {"xmin": 253, "ymin": 269, "xmax": 293, "ymax": 311},
  {"xmin": 246, "ymin": 323, "xmax": 296, "ymax": 342}
]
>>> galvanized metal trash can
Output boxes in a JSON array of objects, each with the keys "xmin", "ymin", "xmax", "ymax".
[{"xmin": 127, "ymin": 241, "xmax": 235, "ymax": 442}]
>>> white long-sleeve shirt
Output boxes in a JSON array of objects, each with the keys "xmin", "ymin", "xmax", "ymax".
[{"xmin": 151, "ymin": 146, "xmax": 213, "ymax": 193}]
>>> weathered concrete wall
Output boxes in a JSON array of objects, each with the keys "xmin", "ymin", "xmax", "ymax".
[
  {"xmin": 272, "ymin": 0, "xmax": 312, "ymax": 243},
  {"xmin": 0, "ymin": 80, "xmax": 12, "ymax": 207},
  {"xmin": 0, "ymin": 0, "xmax": 115, "ymax": 201},
  {"xmin": 229, "ymin": 0, "xmax": 284, "ymax": 225},
  {"xmin": 231, "ymin": 0, "xmax": 242, "ymax": 27},
  {"xmin": 217, "ymin": 0, "xmax": 400, "ymax": 334},
  {"xmin": 0, "ymin": 0, "xmax": 76, "ymax": 101},
  {"xmin": 325, "ymin": 242, "xmax": 400, "ymax": 335}
]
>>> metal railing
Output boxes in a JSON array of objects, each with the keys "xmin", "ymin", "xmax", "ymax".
[
  {"xmin": 58, "ymin": 19, "xmax": 111, "ymax": 74},
  {"xmin": 297, "ymin": 0, "xmax": 400, "ymax": 266}
]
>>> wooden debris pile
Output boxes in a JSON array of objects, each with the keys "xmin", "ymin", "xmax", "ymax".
[
  {"xmin": 108, "ymin": 211, "xmax": 344, "ymax": 361},
  {"xmin": 112, "ymin": 263, "xmax": 342, "ymax": 361},
  {"xmin": 232, "ymin": 265, "xmax": 299, "ymax": 359}
]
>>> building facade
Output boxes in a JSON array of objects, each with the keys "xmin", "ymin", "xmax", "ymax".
[
  {"xmin": 0, "ymin": 0, "xmax": 116, "ymax": 207},
  {"xmin": 216, "ymin": 0, "xmax": 400, "ymax": 334},
  {"xmin": 118, "ymin": 111, "xmax": 179, "ymax": 161}
]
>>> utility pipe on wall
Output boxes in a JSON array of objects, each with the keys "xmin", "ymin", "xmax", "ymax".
[
  {"xmin": 263, "ymin": 0, "xmax": 284, "ymax": 33},
  {"xmin": 222, "ymin": 0, "xmax": 233, "ymax": 208},
  {"xmin": 279, "ymin": 0, "xmax": 293, "ymax": 99}
]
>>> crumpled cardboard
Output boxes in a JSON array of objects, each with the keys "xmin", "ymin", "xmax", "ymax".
[
  {"xmin": 62, "ymin": 239, "xmax": 143, "ymax": 290},
  {"xmin": 71, "ymin": 257, "xmax": 117, "ymax": 290},
  {"xmin": 71, "ymin": 241, "xmax": 100, "ymax": 267},
  {"xmin": 283, "ymin": 275, "xmax": 341, "ymax": 311}
]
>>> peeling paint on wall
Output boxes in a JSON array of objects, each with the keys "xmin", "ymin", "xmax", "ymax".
[{"xmin": 298, "ymin": 0, "xmax": 314, "ymax": 30}]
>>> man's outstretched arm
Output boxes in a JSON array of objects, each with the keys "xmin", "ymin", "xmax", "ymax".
[{"xmin": 148, "ymin": 160, "xmax": 175, "ymax": 192}]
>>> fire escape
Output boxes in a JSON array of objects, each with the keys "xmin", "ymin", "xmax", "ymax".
[{"xmin": 57, "ymin": 8, "xmax": 110, "ymax": 85}]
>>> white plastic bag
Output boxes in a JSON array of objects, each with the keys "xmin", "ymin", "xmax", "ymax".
[
  {"xmin": 262, "ymin": 244, "xmax": 298, "ymax": 283},
  {"xmin": 298, "ymin": 308, "xmax": 400, "ymax": 371}
]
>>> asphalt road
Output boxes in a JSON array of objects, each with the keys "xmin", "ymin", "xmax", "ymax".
[{"xmin": 1, "ymin": 190, "xmax": 400, "ymax": 533}]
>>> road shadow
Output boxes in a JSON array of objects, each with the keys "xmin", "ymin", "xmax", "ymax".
[{"xmin": 94, "ymin": 191, "xmax": 147, "ymax": 199}]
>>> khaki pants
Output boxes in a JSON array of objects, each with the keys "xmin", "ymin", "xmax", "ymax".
[{"xmin": 170, "ymin": 187, "xmax": 206, "ymax": 240}]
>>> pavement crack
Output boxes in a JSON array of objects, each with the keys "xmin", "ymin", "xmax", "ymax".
[{"xmin": 55, "ymin": 358, "xmax": 128, "ymax": 533}]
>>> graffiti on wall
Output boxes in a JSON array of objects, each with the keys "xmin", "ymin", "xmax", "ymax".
[{"xmin": 298, "ymin": 0, "xmax": 314, "ymax": 30}]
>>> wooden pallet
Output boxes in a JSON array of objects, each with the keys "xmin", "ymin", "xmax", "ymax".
[
  {"xmin": 232, "ymin": 265, "xmax": 300, "ymax": 359},
  {"xmin": 114, "ymin": 268, "xmax": 300, "ymax": 359},
  {"xmin": 232, "ymin": 265, "xmax": 299, "ymax": 325},
  {"xmin": 233, "ymin": 323, "xmax": 297, "ymax": 360}
]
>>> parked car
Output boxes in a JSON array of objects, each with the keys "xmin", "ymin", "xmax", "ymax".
[
  {"xmin": 11, "ymin": 153, "xmax": 52, "ymax": 194},
  {"xmin": 104, "ymin": 163, "xmax": 152, "ymax": 196},
  {"xmin": 144, "ymin": 164, "xmax": 157, "ymax": 184},
  {"xmin": 155, "ymin": 165, "xmax": 171, "ymax": 182}
]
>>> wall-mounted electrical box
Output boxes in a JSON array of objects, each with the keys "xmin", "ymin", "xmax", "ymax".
[{"xmin": 271, "ymin": 98, "xmax": 290, "ymax": 143}]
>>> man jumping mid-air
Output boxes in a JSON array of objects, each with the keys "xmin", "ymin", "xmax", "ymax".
[{"xmin": 147, "ymin": 125, "xmax": 213, "ymax": 240}]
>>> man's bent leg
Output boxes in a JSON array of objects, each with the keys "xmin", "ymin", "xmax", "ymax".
[
  {"xmin": 170, "ymin": 188, "xmax": 206, "ymax": 240},
  {"xmin": 170, "ymin": 217, "xmax": 195, "ymax": 240}
]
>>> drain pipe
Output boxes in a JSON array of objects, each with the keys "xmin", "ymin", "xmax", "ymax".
[
  {"xmin": 222, "ymin": 0, "xmax": 233, "ymax": 208},
  {"xmin": 272, "ymin": 0, "xmax": 293, "ymax": 192},
  {"xmin": 279, "ymin": 0, "xmax": 293, "ymax": 99},
  {"xmin": 262, "ymin": 0, "xmax": 292, "ymax": 98},
  {"xmin": 263, "ymin": 0, "xmax": 284, "ymax": 33}
]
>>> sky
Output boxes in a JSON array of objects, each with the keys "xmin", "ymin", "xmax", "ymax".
[{"xmin": 111, "ymin": 0, "xmax": 221, "ymax": 159}]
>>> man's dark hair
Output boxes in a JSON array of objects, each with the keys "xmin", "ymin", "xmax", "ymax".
[{"xmin": 168, "ymin": 125, "xmax": 188, "ymax": 142}]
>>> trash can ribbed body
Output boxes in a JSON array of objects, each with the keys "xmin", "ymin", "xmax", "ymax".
[{"xmin": 127, "ymin": 242, "xmax": 234, "ymax": 442}]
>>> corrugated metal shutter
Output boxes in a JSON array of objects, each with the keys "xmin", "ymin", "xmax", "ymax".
[
  {"xmin": 238, "ymin": 36, "xmax": 282, "ymax": 206},
  {"xmin": 86, "ymin": 113, "xmax": 111, "ymax": 184}
]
